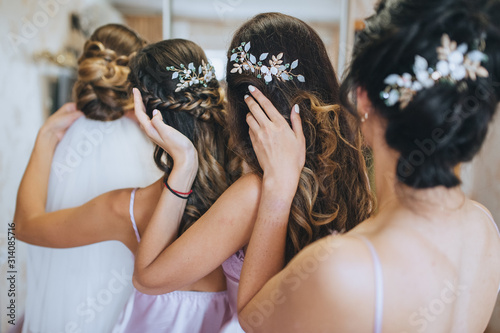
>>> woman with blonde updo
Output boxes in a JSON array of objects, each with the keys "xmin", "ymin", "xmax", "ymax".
[
  {"xmin": 73, "ymin": 24, "xmax": 144, "ymax": 121},
  {"xmin": 19, "ymin": 24, "xmax": 164, "ymax": 333},
  {"xmin": 15, "ymin": 37, "xmax": 236, "ymax": 333}
]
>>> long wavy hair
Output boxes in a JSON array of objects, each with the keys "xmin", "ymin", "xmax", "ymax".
[
  {"xmin": 72, "ymin": 24, "xmax": 146, "ymax": 121},
  {"xmin": 226, "ymin": 13, "xmax": 374, "ymax": 263},
  {"xmin": 129, "ymin": 39, "xmax": 241, "ymax": 235}
]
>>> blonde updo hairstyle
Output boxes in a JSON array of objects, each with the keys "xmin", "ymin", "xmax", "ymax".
[{"xmin": 73, "ymin": 24, "xmax": 146, "ymax": 121}]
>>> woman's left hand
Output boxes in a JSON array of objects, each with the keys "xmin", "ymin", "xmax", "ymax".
[
  {"xmin": 133, "ymin": 88, "xmax": 197, "ymax": 168},
  {"xmin": 244, "ymin": 86, "xmax": 306, "ymax": 197},
  {"xmin": 40, "ymin": 103, "xmax": 83, "ymax": 143}
]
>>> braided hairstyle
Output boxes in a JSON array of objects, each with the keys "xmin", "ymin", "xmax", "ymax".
[
  {"xmin": 129, "ymin": 39, "xmax": 241, "ymax": 235},
  {"xmin": 73, "ymin": 24, "xmax": 146, "ymax": 121}
]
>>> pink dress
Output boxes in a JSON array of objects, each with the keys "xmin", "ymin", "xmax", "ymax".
[
  {"xmin": 112, "ymin": 189, "xmax": 231, "ymax": 333},
  {"xmin": 220, "ymin": 250, "xmax": 246, "ymax": 332}
]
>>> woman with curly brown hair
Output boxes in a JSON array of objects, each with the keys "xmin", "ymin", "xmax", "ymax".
[
  {"xmin": 15, "ymin": 37, "xmax": 234, "ymax": 332},
  {"xmin": 132, "ymin": 12, "xmax": 373, "ymax": 332}
]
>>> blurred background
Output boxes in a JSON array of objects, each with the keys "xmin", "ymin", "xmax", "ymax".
[{"xmin": 0, "ymin": 0, "xmax": 498, "ymax": 332}]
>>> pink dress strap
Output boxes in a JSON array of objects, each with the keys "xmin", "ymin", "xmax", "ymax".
[{"xmin": 129, "ymin": 188, "xmax": 140, "ymax": 242}]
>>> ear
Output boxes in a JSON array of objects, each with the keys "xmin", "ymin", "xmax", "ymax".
[{"xmin": 356, "ymin": 86, "xmax": 375, "ymax": 117}]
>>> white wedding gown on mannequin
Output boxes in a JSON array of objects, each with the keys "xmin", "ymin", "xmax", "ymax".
[{"xmin": 22, "ymin": 116, "xmax": 163, "ymax": 333}]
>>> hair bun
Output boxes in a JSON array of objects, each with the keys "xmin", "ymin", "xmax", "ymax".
[
  {"xmin": 73, "ymin": 40, "xmax": 133, "ymax": 121},
  {"xmin": 73, "ymin": 24, "xmax": 145, "ymax": 121},
  {"xmin": 340, "ymin": 0, "xmax": 500, "ymax": 189}
]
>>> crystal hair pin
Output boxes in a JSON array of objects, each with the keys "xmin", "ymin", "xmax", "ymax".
[
  {"xmin": 166, "ymin": 60, "xmax": 216, "ymax": 92},
  {"xmin": 230, "ymin": 42, "xmax": 305, "ymax": 84},
  {"xmin": 380, "ymin": 34, "xmax": 489, "ymax": 109}
]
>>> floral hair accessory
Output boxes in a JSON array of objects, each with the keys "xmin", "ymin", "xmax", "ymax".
[
  {"xmin": 230, "ymin": 42, "xmax": 305, "ymax": 84},
  {"xmin": 380, "ymin": 34, "xmax": 489, "ymax": 109},
  {"xmin": 166, "ymin": 60, "xmax": 216, "ymax": 92}
]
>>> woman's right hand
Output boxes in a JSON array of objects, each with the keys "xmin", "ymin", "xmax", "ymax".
[
  {"xmin": 133, "ymin": 88, "xmax": 198, "ymax": 168},
  {"xmin": 244, "ymin": 86, "xmax": 306, "ymax": 198}
]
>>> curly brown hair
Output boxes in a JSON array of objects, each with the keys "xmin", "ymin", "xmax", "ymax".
[
  {"xmin": 73, "ymin": 24, "xmax": 146, "ymax": 121},
  {"xmin": 129, "ymin": 39, "xmax": 241, "ymax": 235},
  {"xmin": 226, "ymin": 13, "xmax": 374, "ymax": 263}
]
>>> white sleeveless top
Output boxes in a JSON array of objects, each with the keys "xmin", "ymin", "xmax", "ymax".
[{"xmin": 22, "ymin": 117, "xmax": 162, "ymax": 333}]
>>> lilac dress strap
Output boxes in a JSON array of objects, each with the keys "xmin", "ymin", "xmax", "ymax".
[
  {"xmin": 473, "ymin": 203, "xmax": 500, "ymax": 237},
  {"xmin": 352, "ymin": 234, "xmax": 383, "ymax": 333},
  {"xmin": 129, "ymin": 188, "xmax": 140, "ymax": 242},
  {"xmin": 112, "ymin": 188, "xmax": 231, "ymax": 333}
]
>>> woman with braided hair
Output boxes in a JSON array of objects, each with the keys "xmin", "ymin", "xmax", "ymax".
[
  {"xmin": 132, "ymin": 13, "xmax": 373, "ymax": 332},
  {"xmin": 15, "ymin": 38, "xmax": 234, "ymax": 332}
]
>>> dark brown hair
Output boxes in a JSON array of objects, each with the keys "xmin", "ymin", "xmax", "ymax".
[
  {"xmin": 129, "ymin": 39, "xmax": 241, "ymax": 235},
  {"xmin": 226, "ymin": 13, "xmax": 374, "ymax": 263},
  {"xmin": 73, "ymin": 24, "xmax": 146, "ymax": 121}
]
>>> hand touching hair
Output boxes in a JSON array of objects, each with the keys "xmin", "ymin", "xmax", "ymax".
[
  {"xmin": 226, "ymin": 13, "xmax": 374, "ymax": 263},
  {"xmin": 129, "ymin": 39, "xmax": 241, "ymax": 235}
]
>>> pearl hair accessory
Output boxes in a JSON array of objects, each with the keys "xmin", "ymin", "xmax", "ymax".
[
  {"xmin": 380, "ymin": 34, "xmax": 489, "ymax": 109},
  {"xmin": 230, "ymin": 42, "xmax": 305, "ymax": 84}
]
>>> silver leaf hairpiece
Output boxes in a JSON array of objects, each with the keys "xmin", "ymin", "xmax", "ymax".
[
  {"xmin": 380, "ymin": 34, "xmax": 489, "ymax": 109},
  {"xmin": 166, "ymin": 60, "xmax": 216, "ymax": 92},
  {"xmin": 229, "ymin": 42, "xmax": 305, "ymax": 84}
]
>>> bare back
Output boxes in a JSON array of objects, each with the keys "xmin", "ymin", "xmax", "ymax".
[{"xmin": 348, "ymin": 199, "xmax": 500, "ymax": 332}]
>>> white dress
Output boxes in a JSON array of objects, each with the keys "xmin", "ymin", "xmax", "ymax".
[{"xmin": 21, "ymin": 116, "xmax": 163, "ymax": 333}]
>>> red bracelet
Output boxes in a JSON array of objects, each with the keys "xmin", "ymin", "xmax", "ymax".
[{"xmin": 164, "ymin": 181, "xmax": 193, "ymax": 199}]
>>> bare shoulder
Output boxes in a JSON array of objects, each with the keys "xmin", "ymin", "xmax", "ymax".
[
  {"xmin": 231, "ymin": 172, "xmax": 262, "ymax": 193},
  {"xmin": 219, "ymin": 173, "xmax": 262, "ymax": 204},
  {"xmin": 469, "ymin": 200, "xmax": 495, "ymax": 220},
  {"xmin": 279, "ymin": 234, "xmax": 376, "ymax": 327},
  {"xmin": 192, "ymin": 173, "xmax": 262, "ymax": 245},
  {"xmin": 290, "ymin": 234, "xmax": 374, "ymax": 289}
]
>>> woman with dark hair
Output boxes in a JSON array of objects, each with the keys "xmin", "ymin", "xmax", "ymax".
[
  {"xmin": 133, "ymin": 12, "xmax": 373, "ymax": 331},
  {"xmin": 15, "ymin": 38, "xmax": 233, "ymax": 333},
  {"xmin": 237, "ymin": 0, "xmax": 500, "ymax": 332}
]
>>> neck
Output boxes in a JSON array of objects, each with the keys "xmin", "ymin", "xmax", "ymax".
[
  {"xmin": 371, "ymin": 135, "xmax": 399, "ymax": 211},
  {"xmin": 371, "ymin": 141, "xmax": 465, "ymax": 214}
]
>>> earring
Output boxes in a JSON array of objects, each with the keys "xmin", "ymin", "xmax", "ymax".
[{"xmin": 361, "ymin": 113, "xmax": 369, "ymax": 123}]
